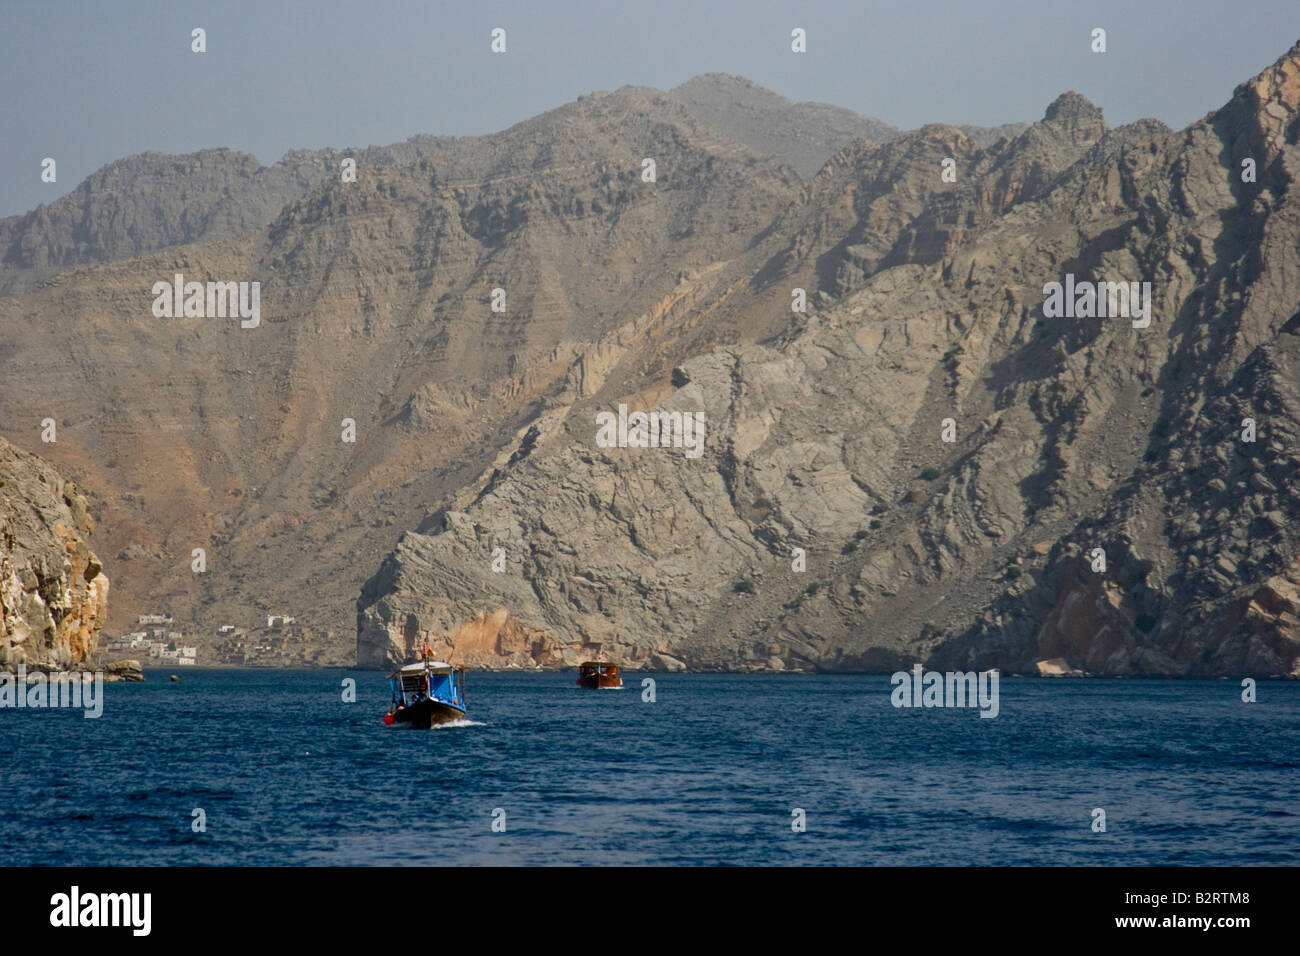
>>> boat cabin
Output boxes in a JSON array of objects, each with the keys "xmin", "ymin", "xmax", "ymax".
[
  {"xmin": 577, "ymin": 660, "xmax": 622, "ymax": 688},
  {"xmin": 388, "ymin": 661, "xmax": 466, "ymax": 710}
]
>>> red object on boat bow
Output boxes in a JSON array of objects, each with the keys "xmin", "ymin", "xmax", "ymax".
[{"xmin": 383, "ymin": 713, "xmax": 395, "ymax": 726}]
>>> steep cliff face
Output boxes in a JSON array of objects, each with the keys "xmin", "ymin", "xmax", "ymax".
[
  {"xmin": 0, "ymin": 84, "xmax": 805, "ymax": 646},
  {"xmin": 755, "ymin": 91, "xmax": 1107, "ymax": 302},
  {"xmin": 0, "ymin": 437, "xmax": 108, "ymax": 669},
  {"xmin": 357, "ymin": 41, "xmax": 1300, "ymax": 676}
]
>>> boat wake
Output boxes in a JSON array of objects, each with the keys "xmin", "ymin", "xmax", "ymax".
[{"xmin": 432, "ymin": 718, "xmax": 486, "ymax": 730}]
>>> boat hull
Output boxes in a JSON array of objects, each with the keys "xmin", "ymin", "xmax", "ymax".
[
  {"xmin": 577, "ymin": 669, "xmax": 623, "ymax": 689},
  {"xmin": 389, "ymin": 698, "xmax": 467, "ymax": 728}
]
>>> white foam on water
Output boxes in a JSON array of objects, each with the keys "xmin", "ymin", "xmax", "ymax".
[{"xmin": 432, "ymin": 718, "xmax": 486, "ymax": 730}]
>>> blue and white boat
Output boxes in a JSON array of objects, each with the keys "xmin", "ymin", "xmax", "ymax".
[{"xmin": 384, "ymin": 660, "xmax": 467, "ymax": 728}]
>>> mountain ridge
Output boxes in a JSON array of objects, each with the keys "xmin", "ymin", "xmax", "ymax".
[
  {"xmin": 0, "ymin": 46, "xmax": 1295, "ymax": 674},
  {"xmin": 0, "ymin": 74, "xmax": 1025, "ymax": 297}
]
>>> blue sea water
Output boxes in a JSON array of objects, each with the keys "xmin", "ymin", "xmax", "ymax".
[{"xmin": 1, "ymin": 670, "xmax": 1297, "ymax": 866}]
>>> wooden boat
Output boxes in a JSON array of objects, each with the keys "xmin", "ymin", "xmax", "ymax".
[
  {"xmin": 577, "ymin": 660, "xmax": 622, "ymax": 689},
  {"xmin": 384, "ymin": 660, "xmax": 467, "ymax": 728}
]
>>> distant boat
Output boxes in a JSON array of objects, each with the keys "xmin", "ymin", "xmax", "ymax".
[
  {"xmin": 577, "ymin": 661, "xmax": 622, "ymax": 689},
  {"xmin": 384, "ymin": 660, "xmax": 467, "ymax": 728}
]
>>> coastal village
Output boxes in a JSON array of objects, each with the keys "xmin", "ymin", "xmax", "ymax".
[
  {"xmin": 100, "ymin": 614, "xmax": 198, "ymax": 665},
  {"xmin": 208, "ymin": 615, "xmax": 345, "ymax": 667},
  {"xmin": 99, "ymin": 613, "xmax": 346, "ymax": 667}
]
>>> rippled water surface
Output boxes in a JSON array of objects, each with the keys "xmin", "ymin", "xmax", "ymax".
[{"xmin": 3, "ymin": 670, "xmax": 1296, "ymax": 865}]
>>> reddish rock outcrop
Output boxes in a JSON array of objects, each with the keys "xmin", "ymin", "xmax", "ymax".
[{"xmin": 0, "ymin": 437, "xmax": 109, "ymax": 669}]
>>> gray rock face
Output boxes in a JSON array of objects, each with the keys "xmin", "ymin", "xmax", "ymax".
[
  {"xmin": 0, "ymin": 140, "xmax": 460, "ymax": 297},
  {"xmin": 0, "ymin": 81, "xmax": 805, "ymax": 649},
  {"xmin": 667, "ymin": 73, "xmax": 903, "ymax": 179},
  {"xmin": 0, "ymin": 74, "xmax": 1023, "ymax": 298},
  {"xmin": 667, "ymin": 73, "xmax": 1025, "ymax": 179},
  {"xmin": 358, "ymin": 41, "xmax": 1300, "ymax": 676},
  {"xmin": 0, "ymin": 437, "xmax": 109, "ymax": 669}
]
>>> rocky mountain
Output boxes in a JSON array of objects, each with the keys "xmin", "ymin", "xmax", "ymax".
[
  {"xmin": 357, "ymin": 42, "xmax": 1300, "ymax": 677},
  {"xmin": 0, "ymin": 83, "xmax": 809, "ymax": 655},
  {"xmin": 0, "ymin": 437, "xmax": 109, "ymax": 669},
  {"xmin": 754, "ymin": 89, "xmax": 1104, "ymax": 299},
  {"xmin": 667, "ymin": 74, "xmax": 901, "ymax": 178},
  {"xmin": 668, "ymin": 74, "xmax": 1025, "ymax": 178},
  {"xmin": 1, "ymin": 48, "xmax": 1296, "ymax": 677},
  {"xmin": 0, "ymin": 75, "xmax": 1022, "ymax": 298},
  {"xmin": 0, "ymin": 139, "xmax": 463, "ymax": 297}
]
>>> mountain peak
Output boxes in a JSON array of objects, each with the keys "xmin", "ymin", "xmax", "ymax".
[
  {"xmin": 670, "ymin": 73, "xmax": 796, "ymax": 112},
  {"xmin": 1044, "ymin": 91, "xmax": 1103, "ymax": 125},
  {"xmin": 1211, "ymin": 37, "xmax": 1300, "ymax": 160},
  {"xmin": 673, "ymin": 73, "xmax": 779, "ymax": 94},
  {"xmin": 1041, "ymin": 91, "xmax": 1106, "ymax": 145},
  {"xmin": 1242, "ymin": 37, "xmax": 1300, "ymax": 135}
]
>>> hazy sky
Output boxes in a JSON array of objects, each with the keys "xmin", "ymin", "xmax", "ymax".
[{"xmin": 3, "ymin": 0, "xmax": 1298, "ymax": 217}]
